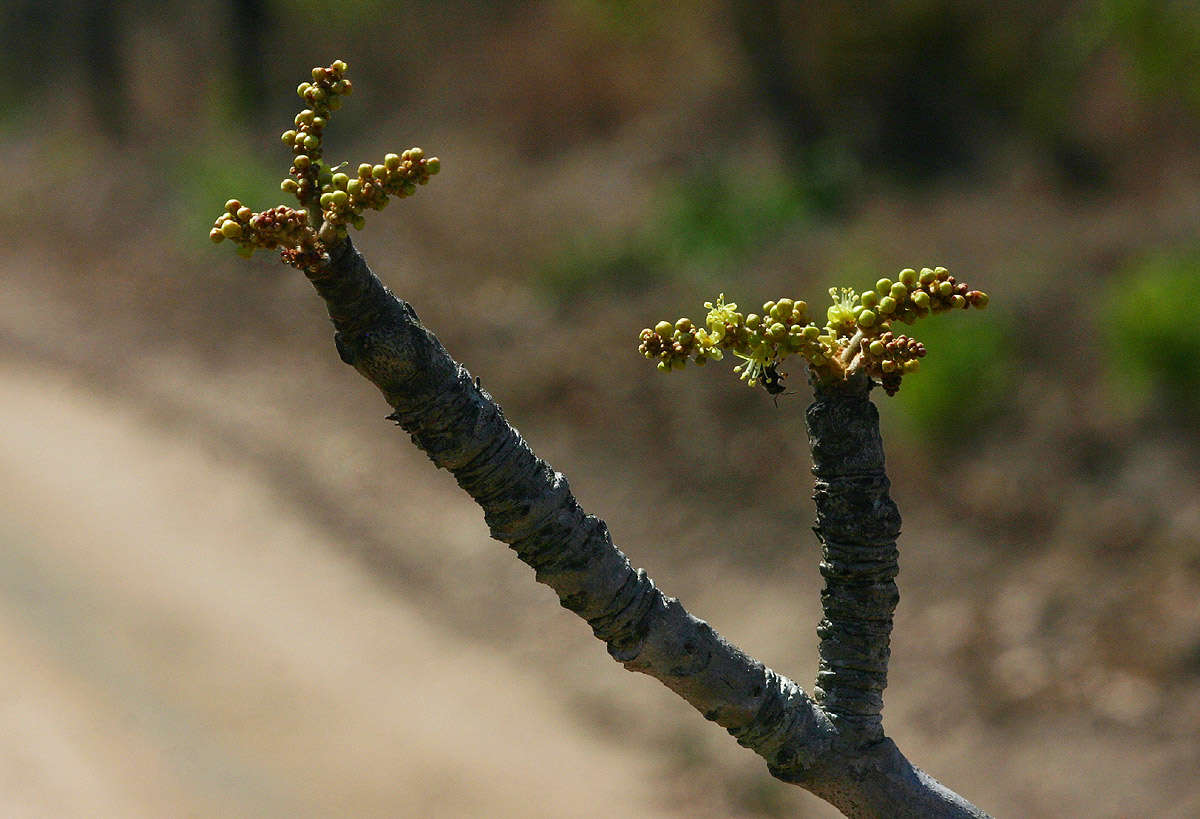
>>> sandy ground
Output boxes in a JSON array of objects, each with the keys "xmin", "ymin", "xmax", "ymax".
[{"xmin": 0, "ymin": 361, "xmax": 688, "ymax": 818}]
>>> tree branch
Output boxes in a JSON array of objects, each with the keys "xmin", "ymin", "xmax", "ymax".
[
  {"xmin": 296, "ymin": 237, "xmax": 991, "ymax": 818},
  {"xmin": 807, "ymin": 370, "xmax": 900, "ymax": 747}
]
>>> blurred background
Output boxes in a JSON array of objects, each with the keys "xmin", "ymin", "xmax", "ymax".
[{"xmin": 2, "ymin": 1, "xmax": 1198, "ymax": 816}]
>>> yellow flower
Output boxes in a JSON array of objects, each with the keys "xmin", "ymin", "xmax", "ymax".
[
  {"xmin": 703, "ymin": 293, "xmax": 740, "ymax": 344},
  {"xmin": 825, "ymin": 287, "xmax": 860, "ymax": 330},
  {"xmin": 733, "ymin": 346, "xmax": 772, "ymax": 388}
]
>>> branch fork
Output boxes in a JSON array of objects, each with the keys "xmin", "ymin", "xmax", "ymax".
[{"xmin": 296, "ymin": 238, "xmax": 990, "ymax": 818}]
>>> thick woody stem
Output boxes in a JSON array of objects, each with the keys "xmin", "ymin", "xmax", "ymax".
[
  {"xmin": 805, "ymin": 371, "xmax": 900, "ymax": 746},
  {"xmin": 290, "ymin": 238, "xmax": 989, "ymax": 818},
  {"xmin": 306, "ymin": 238, "xmax": 835, "ymax": 776}
]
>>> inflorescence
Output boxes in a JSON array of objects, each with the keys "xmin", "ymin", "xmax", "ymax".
[
  {"xmin": 638, "ymin": 267, "xmax": 988, "ymax": 396},
  {"xmin": 210, "ymin": 60, "xmax": 440, "ymax": 272}
]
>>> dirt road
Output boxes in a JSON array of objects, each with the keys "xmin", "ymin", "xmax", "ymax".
[{"xmin": 0, "ymin": 360, "xmax": 696, "ymax": 817}]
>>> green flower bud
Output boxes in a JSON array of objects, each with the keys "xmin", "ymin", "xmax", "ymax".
[
  {"xmin": 675, "ymin": 317, "xmax": 693, "ymax": 333},
  {"xmin": 425, "ymin": 157, "xmax": 441, "ymax": 174},
  {"xmin": 898, "ymin": 268, "xmax": 917, "ymax": 286},
  {"xmin": 331, "ymin": 172, "xmax": 349, "ymax": 190},
  {"xmin": 655, "ymin": 320, "xmax": 673, "ymax": 336},
  {"xmin": 346, "ymin": 179, "xmax": 362, "ymax": 197},
  {"xmin": 406, "ymin": 147, "xmax": 424, "ymax": 161},
  {"xmin": 312, "ymin": 67, "xmax": 325, "ymax": 82},
  {"xmin": 938, "ymin": 280, "xmax": 954, "ymax": 297},
  {"xmin": 911, "ymin": 290, "xmax": 931, "ymax": 309},
  {"xmin": 297, "ymin": 82, "xmax": 312, "ymax": 98},
  {"xmin": 236, "ymin": 206, "xmax": 252, "ymax": 221},
  {"xmin": 878, "ymin": 296, "xmax": 897, "ymax": 314},
  {"xmin": 358, "ymin": 163, "xmax": 373, "ymax": 178},
  {"xmin": 384, "ymin": 153, "xmax": 401, "ymax": 171},
  {"xmin": 890, "ymin": 282, "xmax": 908, "ymax": 301},
  {"xmin": 224, "ymin": 199, "xmax": 241, "ymax": 213},
  {"xmin": 919, "ymin": 267, "xmax": 936, "ymax": 285},
  {"xmin": 767, "ymin": 322, "xmax": 787, "ymax": 341},
  {"xmin": 295, "ymin": 109, "xmax": 315, "ymax": 127},
  {"xmin": 903, "ymin": 359, "xmax": 920, "ymax": 373},
  {"xmin": 933, "ymin": 266, "xmax": 949, "ymax": 279},
  {"xmin": 281, "ymin": 129, "xmax": 297, "ymax": 144},
  {"xmin": 331, "ymin": 59, "xmax": 348, "ymax": 75},
  {"xmin": 869, "ymin": 340, "xmax": 886, "ymax": 357},
  {"xmin": 860, "ymin": 290, "xmax": 879, "ymax": 309},
  {"xmin": 876, "ymin": 278, "xmax": 893, "ymax": 296},
  {"xmin": 371, "ymin": 164, "xmax": 387, "ymax": 179},
  {"xmin": 951, "ymin": 294, "xmax": 967, "ymax": 309},
  {"xmin": 312, "ymin": 116, "xmax": 327, "ymax": 130},
  {"xmin": 319, "ymin": 192, "xmax": 334, "ymax": 207},
  {"xmin": 209, "ymin": 228, "xmax": 224, "ymax": 243},
  {"xmin": 331, "ymin": 190, "xmax": 349, "ymax": 208},
  {"xmin": 293, "ymin": 155, "xmax": 311, "ymax": 170},
  {"xmin": 967, "ymin": 291, "xmax": 989, "ymax": 308},
  {"xmin": 881, "ymin": 359, "xmax": 897, "ymax": 373},
  {"xmin": 772, "ymin": 298, "xmax": 794, "ymax": 321},
  {"xmin": 351, "ymin": 213, "xmax": 365, "ymax": 230},
  {"xmin": 303, "ymin": 134, "xmax": 320, "ymax": 151},
  {"xmin": 220, "ymin": 220, "xmax": 242, "ymax": 238},
  {"xmin": 745, "ymin": 313, "xmax": 762, "ymax": 330},
  {"xmin": 858, "ymin": 309, "xmax": 877, "ymax": 328}
]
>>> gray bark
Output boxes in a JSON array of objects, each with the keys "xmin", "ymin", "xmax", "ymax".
[{"xmin": 295, "ymin": 237, "xmax": 992, "ymax": 818}]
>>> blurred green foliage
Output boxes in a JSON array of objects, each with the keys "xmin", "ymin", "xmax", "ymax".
[
  {"xmin": 165, "ymin": 139, "xmax": 282, "ymax": 255},
  {"xmin": 565, "ymin": 0, "xmax": 663, "ymax": 40},
  {"xmin": 653, "ymin": 169, "xmax": 810, "ymax": 272},
  {"xmin": 886, "ymin": 309, "xmax": 1015, "ymax": 449},
  {"xmin": 536, "ymin": 166, "xmax": 810, "ymax": 303},
  {"xmin": 1096, "ymin": 0, "xmax": 1200, "ymax": 111},
  {"xmin": 1104, "ymin": 246, "xmax": 1200, "ymax": 419}
]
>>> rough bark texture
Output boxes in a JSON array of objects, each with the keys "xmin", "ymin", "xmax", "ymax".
[
  {"xmin": 294, "ymin": 238, "xmax": 992, "ymax": 818},
  {"xmin": 806, "ymin": 371, "xmax": 900, "ymax": 747}
]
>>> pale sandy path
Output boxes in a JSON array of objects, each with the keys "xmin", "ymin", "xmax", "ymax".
[{"xmin": 0, "ymin": 362, "xmax": 672, "ymax": 818}]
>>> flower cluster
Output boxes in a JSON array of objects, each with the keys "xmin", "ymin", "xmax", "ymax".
[
  {"xmin": 313, "ymin": 149, "xmax": 440, "ymax": 243},
  {"xmin": 279, "ymin": 59, "xmax": 353, "ymax": 211},
  {"xmin": 638, "ymin": 294, "xmax": 827, "ymax": 388},
  {"xmin": 210, "ymin": 59, "xmax": 440, "ymax": 272},
  {"xmin": 638, "ymin": 266, "xmax": 988, "ymax": 396},
  {"xmin": 852, "ymin": 266, "xmax": 987, "ymax": 330},
  {"xmin": 210, "ymin": 200, "xmax": 318, "ymax": 259},
  {"xmin": 854, "ymin": 330, "xmax": 928, "ymax": 396}
]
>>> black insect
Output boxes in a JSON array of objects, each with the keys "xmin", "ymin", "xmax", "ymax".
[{"xmin": 761, "ymin": 362, "xmax": 787, "ymax": 398}]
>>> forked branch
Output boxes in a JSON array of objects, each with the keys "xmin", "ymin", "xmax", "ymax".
[
  {"xmin": 297, "ymin": 237, "xmax": 989, "ymax": 818},
  {"xmin": 211, "ymin": 59, "xmax": 991, "ymax": 817}
]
